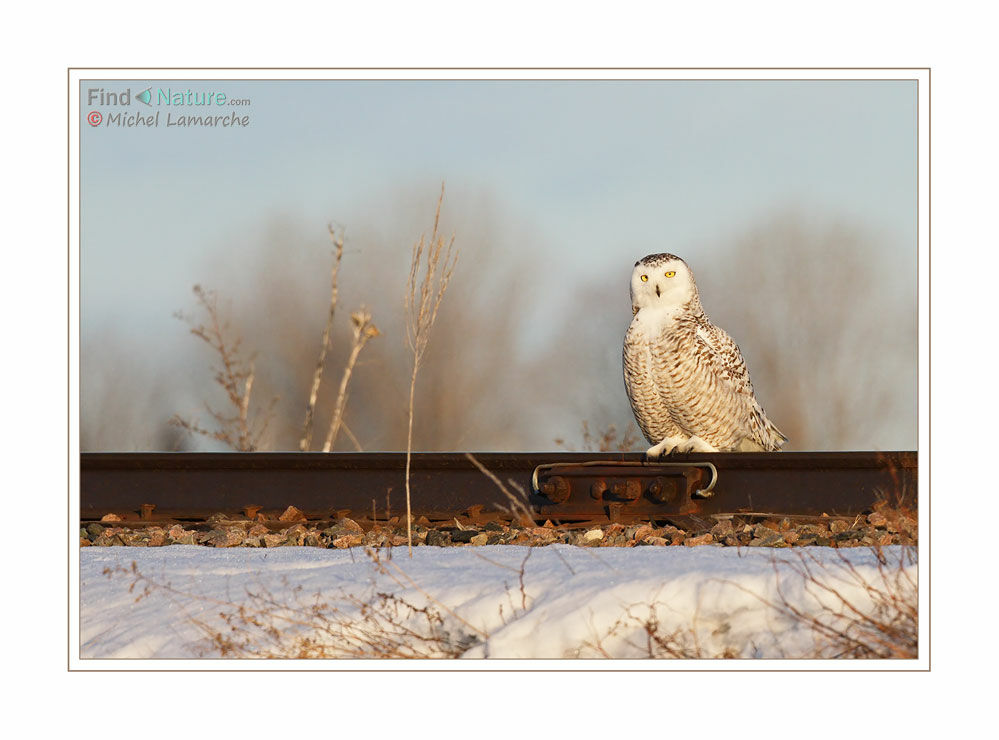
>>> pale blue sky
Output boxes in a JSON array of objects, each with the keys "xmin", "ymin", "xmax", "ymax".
[{"xmin": 82, "ymin": 79, "xmax": 915, "ymax": 339}]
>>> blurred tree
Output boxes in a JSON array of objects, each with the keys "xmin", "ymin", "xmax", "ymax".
[
  {"xmin": 695, "ymin": 212, "xmax": 915, "ymax": 450},
  {"xmin": 81, "ymin": 201, "xmax": 915, "ymax": 453}
]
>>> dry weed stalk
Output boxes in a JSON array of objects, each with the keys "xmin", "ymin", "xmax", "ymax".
[
  {"xmin": 338, "ymin": 421, "xmax": 365, "ymax": 452},
  {"xmin": 170, "ymin": 285, "xmax": 277, "ymax": 451},
  {"xmin": 300, "ymin": 225, "xmax": 345, "ymax": 451},
  {"xmin": 404, "ymin": 184, "xmax": 459, "ymax": 555},
  {"xmin": 464, "ymin": 452, "xmax": 536, "ymax": 528},
  {"xmin": 322, "ymin": 308, "xmax": 380, "ymax": 452}
]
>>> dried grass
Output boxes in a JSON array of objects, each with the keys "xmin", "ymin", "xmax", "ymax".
[
  {"xmin": 321, "ymin": 308, "xmax": 379, "ymax": 452},
  {"xmin": 404, "ymin": 184, "xmax": 459, "ymax": 555},
  {"xmin": 464, "ymin": 452, "xmax": 535, "ymax": 528},
  {"xmin": 300, "ymin": 225, "xmax": 345, "ymax": 451}
]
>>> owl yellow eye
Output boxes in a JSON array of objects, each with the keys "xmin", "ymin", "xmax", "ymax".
[
  {"xmin": 665, "ymin": 271, "xmax": 676, "ymax": 278},
  {"xmin": 640, "ymin": 274, "xmax": 648, "ymax": 282}
]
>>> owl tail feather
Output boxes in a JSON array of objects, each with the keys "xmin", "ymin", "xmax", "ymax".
[{"xmin": 751, "ymin": 407, "xmax": 787, "ymax": 451}]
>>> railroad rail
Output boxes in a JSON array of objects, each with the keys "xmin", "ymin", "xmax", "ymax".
[{"xmin": 81, "ymin": 451, "xmax": 917, "ymax": 529}]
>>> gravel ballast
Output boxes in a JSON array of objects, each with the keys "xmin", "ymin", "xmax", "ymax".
[{"xmin": 80, "ymin": 500, "xmax": 916, "ymax": 550}]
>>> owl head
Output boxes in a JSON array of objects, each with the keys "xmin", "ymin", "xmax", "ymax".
[{"xmin": 630, "ymin": 253, "xmax": 697, "ymax": 314}]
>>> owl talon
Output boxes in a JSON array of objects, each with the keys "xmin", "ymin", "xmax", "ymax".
[
  {"xmin": 679, "ymin": 436, "xmax": 718, "ymax": 453},
  {"xmin": 646, "ymin": 436, "xmax": 687, "ymax": 459}
]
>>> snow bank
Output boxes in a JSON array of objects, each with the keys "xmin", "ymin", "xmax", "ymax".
[{"xmin": 80, "ymin": 544, "xmax": 915, "ymax": 660}]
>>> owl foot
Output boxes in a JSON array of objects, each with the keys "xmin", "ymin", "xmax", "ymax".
[
  {"xmin": 646, "ymin": 435, "xmax": 718, "ymax": 458},
  {"xmin": 645, "ymin": 436, "xmax": 688, "ymax": 459},
  {"xmin": 679, "ymin": 436, "xmax": 718, "ymax": 453}
]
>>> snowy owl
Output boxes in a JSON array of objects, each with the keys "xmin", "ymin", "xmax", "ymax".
[{"xmin": 623, "ymin": 253, "xmax": 786, "ymax": 457}]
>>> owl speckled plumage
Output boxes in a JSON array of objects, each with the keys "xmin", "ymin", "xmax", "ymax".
[{"xmin": 623, "ymin": 253, "xmax": 786, "ymax": 456}]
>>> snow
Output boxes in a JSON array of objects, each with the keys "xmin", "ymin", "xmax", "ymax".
[{"xmin": 79, "ymin": 544, "xmax": 916, "ymax": 662}]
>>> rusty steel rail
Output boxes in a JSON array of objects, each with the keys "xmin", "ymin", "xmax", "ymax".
[{"xmin": 80, "ymin": 451, "xmax": 917, "ymax": 527}]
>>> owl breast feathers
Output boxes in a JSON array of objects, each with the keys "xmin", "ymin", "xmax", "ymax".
[{"xmin": 623, "ymin": 253, "xmax": 786, "ymax": 456}]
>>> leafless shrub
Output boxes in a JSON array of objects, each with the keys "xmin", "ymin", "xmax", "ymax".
[
  {"xmin": 169, "ymin": 285, "xmax": 278, "ymax": 451},
  {"xmin": 761, "ymin": 546, "xmax": 918, "ymax": 658},
  {"xmin": 582, "ymin": 545, "xmax": 917, "ymax": 659},
  {"xmin": 204, "ymin": 586, "xmax": 477, "ymax": 659},
  {"xmin": 555, "ymin": 420, "xmax": 642, "ymax": 452},
  {"xmin": 404, "ymin": 185, "xmax": 459, "ymax": 554},
  {"xmin": 101, "ymin": 549, "xmax": 533, "ymax": 660},
  {"xmin": 697, "ymin": 212, "xmax": 915, "ymax": 450},
  {"xmin": 172, "ymin": 227, "xmax": 380, "ymax": 454},
  {"xmin": 102, "ymin": 548, "xmax": 494, "ymax": 659}
]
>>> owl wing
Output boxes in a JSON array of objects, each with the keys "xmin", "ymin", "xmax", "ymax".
[
  {"xmin": 681, "ymin": 321, "xmax": 786, "ymax": 450},
  {"xmin": 695, "ymin": 323, "xmax": 756, "ymax": 397}
]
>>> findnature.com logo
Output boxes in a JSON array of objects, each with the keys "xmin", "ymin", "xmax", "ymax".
[{"xmin": 85, "ymin": 86, "xmax": 252, "ymax": 129}]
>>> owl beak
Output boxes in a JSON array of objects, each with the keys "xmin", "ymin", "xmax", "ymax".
[{"xmin": 655, "ymin": 284, "xmax": 661, "ymax": 298}]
